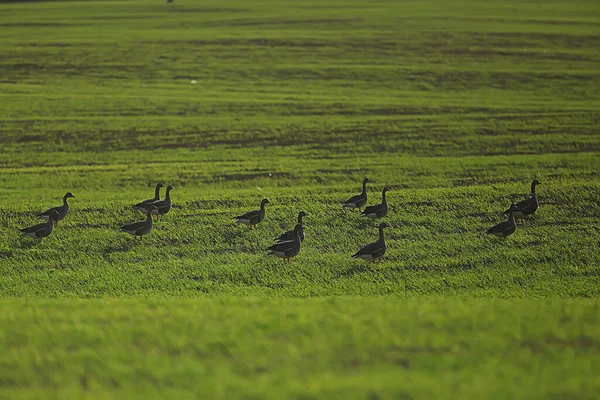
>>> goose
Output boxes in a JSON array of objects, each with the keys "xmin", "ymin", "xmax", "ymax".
[
  {"xmin": 137, "ymin": 185, "xmax": 173, "ymax": 216},
  {"xmin": 38, "ymin": 192, "xmax": 75, "ymax": 223},
  {"xmin": 274, "ymin": 211, "xmax": 307, "ymax": 243},
  {"xmin": 342, "ymin": 178, "xmax": 372, "ymax": 211},
  {"xmin": 352, "ymin": 222, "xmax": 389, "ymax": 262},
  {"xmin": 361, "ymin": 186, "xmax": 390, "ymax": 219},
  {"xmin": 120, "ymin": 205, "xmax": 156, "ymax": 239},
  {"xmin": 505, "ymin": 179, "xmax": 541, "ymax": 218},
  {"xmin": 133, "ymin": 183, "xmax": 164, "ymax": 213},
  {"xmin": 234, "ymin": 198, "xmax": 270, "ymax": 228},
  {"xmin": 488, "ymin": 204, "xmax": 517, "ymax": 237},
  {"xmin": 267, "ymin": 224, "xmax": 303, "ymax": 262},
  {"xmin": 22, "ymin": 210, "xmax": 59, "ymax": 240}
]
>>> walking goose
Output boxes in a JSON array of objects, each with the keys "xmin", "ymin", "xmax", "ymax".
[
  {"xmin": 274, "ymin": 211, "xmax": 307, "ymax": 243},
  {"xmin": 22, "ymin": 210, "xmax": 59, "ymax": 240},
  {"xmin": 488, "ymin": 204, "xmax": 518, "ymax": 237},
  {"xmin": 352, "ymin": 222, "xmax": 389, "ymax": 262},
  {"xmin": 120, "ymin": 205, "xmax": 156, "ymax": 239},
  {"xmin": 38, "ymin": 192, "xmax": 75, "ymax": 223},
  {"xmin": 505, "ymin": 179, "xmax": 541, "ymax": 217},
  {"xmin": 342, "ymin": 178, "xmax": 372, "ymax": 211},
  {"xmin": 133, "ymin": 183, "xmax": 164, "ymax": 213},
  {"xmin": 267, "ymin": 224, "xmax": 303, "ymax": 262},
  {"xmin": 361, "ymin": 186, "xmax": 390, "ymax": 219},
  {"xmin": 234, "ymin": 198, "xmax": 270, "ymax": 228}
]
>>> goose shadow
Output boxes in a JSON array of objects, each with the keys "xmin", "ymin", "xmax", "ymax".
[
  {"xmin": 336, "ymin": 262, "xmax": 373, "ymax": 278},
  {"xmin": 17, "ymin": 237, "xmax": 42, "ymax": 250},
  {"xmin": 103, "ymin": 240, "xmax": 140, "ymax": 254}
]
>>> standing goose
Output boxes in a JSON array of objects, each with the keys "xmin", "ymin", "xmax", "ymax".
[
  {"xmin": 274, "ymin": 211, "xmax": 307, "ymax": 243},
  {"xmin": 352, "ymin": 222, "xmax": 390, "ymax": 262},
  {"xmin": 120, "ymin": 205, "xmax": 156, "ymax": 240},
  {"xmin": 361, "ymin": 186, "xmax": 391, "ymax": 219},
  {"xmin": 505, "ymin": 179, "xmax": 541, "ymax": 217},
  {"xmin": 342, "ymin": 178, "xmax": 372, "ymax": 212},
  {"xmin": 234, "ymin": 198, "xmax": 270, "ymax": 228},
  {"xmin": 133, "ymin": 183, "xmax": 164, "ymax": 213},
  {"xmin": 139, "ymin": 185, "xmax": 173, "ymax": 216},
  {"xmin": 488, "ymin": 204, "xmax": 518, "ymax": 237},
  {"xmin": 267, "ymin": 224, "xmax": 303, "ymax": 262},
  {"xmin": 38, "ymin": 192, "xmax": 75, "ymax": 223},
  {"xmin": 22, "ymin": 210, "xmax": 59, "ymax": 240}
]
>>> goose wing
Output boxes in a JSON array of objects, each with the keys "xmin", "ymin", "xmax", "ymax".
[
  {"xmin": 352, "ymin": 240, "xmax": 384, "ymax": 259},
  {"xmin": 342, "ymin": 192, "xmax": 366, "ymax": 207},
  {"xmin": 486, "ymin": 220, "xmax": 515, "ymax": 237},
  {"xmin": 361, "ymin": 202, "xmax": 387, "ymax": 218},
  {"xmin": 38, "ymin": 205, "xmax": 64, "ymax": 219},
  {"xmin": 275, "ymin": 229, "xmax": 294, "ymax": 243},
  {"xmin": 21, "ymin": 221, "xmax": 49, "ymax": 234},
  {"xmin": 133, "ymin": 198, "xmax": 157, "ymax": 210},
  {"xmin": 234, "ymin": 210, "xmax": 260, "ymax": 224},
  {"xmin": 120, "ymin": 220, "xmax": 145, "ymax": 233}
]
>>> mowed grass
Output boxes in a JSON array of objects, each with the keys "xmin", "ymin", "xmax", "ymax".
[{"xmin": 0, "ymin": 0, "xmax": 599, "ymax": 398}]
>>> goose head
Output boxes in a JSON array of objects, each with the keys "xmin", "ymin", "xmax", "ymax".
[
  {"xmin": 363, "ymin": 178, "xmax": 372, "ymax": 185},
  {"xmin": 378, "ymin": 222, "xmax": 390, "ymax": 230},
  {"xmin": 261, "ymin": 199, "xmax": 270, "ymax": 207},
  {"xmin": 532, "ymin": 179, "xmax": 541, "ymax": 186},
  {"xmin": 166, "ymin": 185, "xmax": 174, "ymax": 192},
  {"xmin": 382, "ymin": 186, "xmax": 391, "ymax": 193},
  {"xmin": 156, "ymin": 182, "xmax": 165, "ymax": 189},
  {"xmin": 298, "ymin": 211, "xmax": 308, "ymax": 218},
  {"xmin": 64, "ymin": 192, "xmax": 75, "ymax": 200}
]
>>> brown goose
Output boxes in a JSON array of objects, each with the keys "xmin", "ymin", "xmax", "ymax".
[
  {"xmin": 488, "ymin": 204, "xmax": 517, "ymax": 237},
  {"xmin": 22, "ymin": 210, "xmax": 59, "ymax": 240},
  {"xmin": 342, "ymin": 178, "xmax": 372, "ymax": 212},
  {"xmin": 504, "ymin": 179, "xmax": 541, "ymax": 218},
  {"xmin": 38, "ymin": 192, "xmax": 75, "ymax": 223},
  {"xmin": 120, "ymin": 205, "xmax": 156, "ymax": 240},
  {"xmin": 234, "ymin": 198, "xmax": 270, "ymax": 228},
  {"xmin": 352, "ymin": 222, "xmax": 389, "ymax": 262},
  {"xmin": 267, "ymin": 224, "xmax": 303, "ymax": 262},
  {"xmin": 133, "ymin": 183, "xmax": 164, "ymax": 213},
  {"xmin": 274, "ymin": 211, "xmax": 307, "ymax": 243},
  {"xmin": 361, "ymin": 186, "xmax": 390, "ymax": 219}
]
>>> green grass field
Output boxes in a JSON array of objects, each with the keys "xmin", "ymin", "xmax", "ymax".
[{"xmin": 1, "ymin": 0, "xmax": 599, "ymax": 398}]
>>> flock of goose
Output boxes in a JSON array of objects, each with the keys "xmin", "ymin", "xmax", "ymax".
[{"xmin": 19, "ymin": 178, "xmax": 542, "ymax": 262}]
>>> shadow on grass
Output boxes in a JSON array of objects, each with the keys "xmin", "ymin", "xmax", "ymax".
[{"xmin": 336, "ymin": 262, "xmax": 373, "ymax": 278}]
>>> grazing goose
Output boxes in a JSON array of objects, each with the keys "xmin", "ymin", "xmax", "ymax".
[
  {"xmin": 22, "ymin": 210, "xmax": 59, "ymax": 240},
  {"xmin": 120, "ymin": 205, "xmax": 156, "ymax": 240},
  {"xmin": 505, "ymin": 179, "xmax": 541, "ymax": 217},
  {"xmin": 361, "ymin": 186, "xmax": 390, "ymax": 219},
  {"xmin": 133, "ymin": 183, "xmax": 164, "ymax": 213},
  {"xmin": 488, "ymin": 204, "xmax": 518, "ymax": 237},
  {"xmin": 342, "ymin": 178, "xmax": 372, "ymax": 211},
  {"xmin": 234, "ymin": 198, "xmax": 270, "ymax": 228},
  {"xmin": 275, "ymin": 211, "xmax": 307, "ymax": 243},
  {"xmin": 267, "ymin": 224, "xmax": 303, "ymax": 262},
  {"xmin": 352, "ymin": 222, "xmax": 389, "ymax": 262},
  {"xmin": 38, "ymin": 192, "xmax": 75, "ymax": 223}
]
